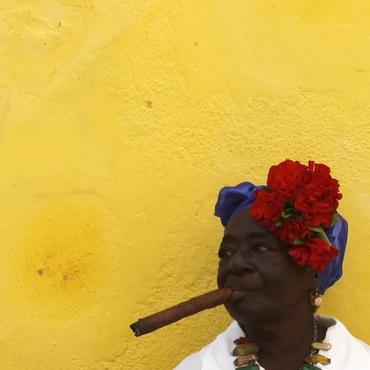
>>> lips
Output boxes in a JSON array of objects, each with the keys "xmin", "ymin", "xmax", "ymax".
[
  {"xmin": 219, "ymin": 274, "xmax": 260, "ymax": 299},
  {"xmin": 224, "ymin": 282, "xmax": 259, "ymax": 293},
  {"xmin": 229, "ymin": 289, "xmax": 249, "ymax": 302}
]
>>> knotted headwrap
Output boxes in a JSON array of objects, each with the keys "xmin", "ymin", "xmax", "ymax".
[{"xmin": 214, "ymin": 161, "xmax": 348, "ymax": 293}]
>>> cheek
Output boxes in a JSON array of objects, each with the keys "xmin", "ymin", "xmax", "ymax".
[
  {"xmin": 260, "ymin": 265, "xmax": 311, "ymax": 303},
  {"xmin": 216, "ymin": 262, "xmax": 227, "ymax": 287},
  {"xmin": 256, "ymin": 260, "xmax": 298, "ymax": 290}
]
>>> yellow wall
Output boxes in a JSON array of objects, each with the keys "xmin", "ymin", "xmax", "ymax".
[{"xmin": 1, "ymin": 1, "xmax": 369, "ymax": 369}]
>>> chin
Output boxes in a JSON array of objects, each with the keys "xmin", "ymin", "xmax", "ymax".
[
  {"xmin": 225, "ymin": 294, "xmax": 256, "ymax": 316},
  {"xmin": 226, "ymin": 295, "xmax": 274, "ymax": 322}
]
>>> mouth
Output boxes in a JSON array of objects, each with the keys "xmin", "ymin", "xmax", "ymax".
[
  {"xmin": 229, "ymin": 290, "xmax": 249, "ymax": 302},
  {"xmin": 224, "ymin": 283, "xmax": 258, "ymax": 292},
  {"xmin": 224, "ymin": 286, "xmax": 257, "ymax": 302}
]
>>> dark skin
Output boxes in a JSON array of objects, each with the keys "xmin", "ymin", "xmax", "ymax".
[{"xmin": 217, "ymin": 208, "xmax": 326, "ymax": 370}]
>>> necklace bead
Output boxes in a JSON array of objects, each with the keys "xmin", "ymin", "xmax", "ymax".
[
  {"xmin": 301, "ymin": 364, "xmax": 321, "ymax": 370},
  {"xmin": 235, "ymin": 364, "xmax": 259, "ymax": 370},
  {"xmin": 232, "ymin": 343, "xmax": 259, "ymax": 356},
  {"xmin": 232, "ymin": 319, "xmax": 331, "ymax": 370},
  {"xmin": 305, "ymin": 353, "xmax": 331, "ymax": 365},
  {"xmin": 311, "ymin": 341, "xmax": 332, "ymax": 351},
  {"xmin": 234, "ymin": 354, "xmax": 258, "ymax": 366}
]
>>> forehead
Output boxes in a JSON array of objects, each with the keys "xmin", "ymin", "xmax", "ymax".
[{"xmin": 224, "ymin": 208, "xmax": 277, "ymax": 242}]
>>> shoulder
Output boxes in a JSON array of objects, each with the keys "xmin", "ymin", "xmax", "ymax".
[
  {"xmin": 173, "ymin": 348, "xmax": 204, "ymax": 370},
  {"xmin": 323, "ymin": 315, "xmax": 370, "ymax": 368},
  {"xmin": 326, "ymin": 315, "xmax": 369, "ymax": 347}
]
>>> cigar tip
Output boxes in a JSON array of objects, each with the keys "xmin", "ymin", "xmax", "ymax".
[{"xmin": 130, "ymin": 322, "xmax": 142, "ymax": 337}]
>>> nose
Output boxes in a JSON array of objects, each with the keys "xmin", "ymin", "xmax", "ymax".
[{"xmin": 228, "ymin": 248, "xmax": 254, "ymax": 276}]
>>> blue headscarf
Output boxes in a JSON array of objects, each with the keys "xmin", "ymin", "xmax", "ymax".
[{"xmin": 214, "ymin": 182, "xmax": 348, "ymax": 293}]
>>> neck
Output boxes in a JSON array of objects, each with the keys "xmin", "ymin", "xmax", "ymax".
[{"xmin": 238, "ymin": 306, "xmax": 318, "ymax": 370}]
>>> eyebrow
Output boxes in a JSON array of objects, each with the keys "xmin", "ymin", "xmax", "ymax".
[{"xmin": 221, "ymin": 231, "xmax": 272, "ymax": 244}]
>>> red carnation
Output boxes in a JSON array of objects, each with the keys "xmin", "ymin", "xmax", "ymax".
[
  {"xmin": 251, "ymin": 190, "xmax": 284, "ymax": 230},
  {"xmin": 289, "ymin": 238, "xmax": 339, "ymax": 272},
  {"xmin": 267, "ymin": 160, "xmax": 311, "ymax": 197},
  {"xmin": 275, "ymin": 218, "xmax": 312, "ymax": 244},
  {"xmin": 294, "ymin": 162, "xmax": 342, "ymax": 227}
]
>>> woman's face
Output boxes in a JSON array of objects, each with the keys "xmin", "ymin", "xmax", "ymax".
[{"xmin": 217, "ymin": 208, "xmax": 316, "ymax": 322}]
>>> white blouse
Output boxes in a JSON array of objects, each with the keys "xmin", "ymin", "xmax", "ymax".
[{"xmin": 174, "ymin": 317, "xmax": 370, "ymax": 370}]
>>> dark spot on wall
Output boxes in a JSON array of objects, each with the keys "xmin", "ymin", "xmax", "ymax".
[
  {"xmin": 194, "ymin": 41, "xmax": 199, "ymax": 47},
  {"xmin": 37, "ymin": 269, "xmax": 44, "ymax": 276},
  {"xmin": 145, "ymin": 100, "xmax": 153, "ymax": 108},
  {"xmin": 63, "ymin": 274, "xmax": 69, "ymax": 281},
  {"xmin": 353, "ymin": 68, "xmax": 367, "ymax": 73}
]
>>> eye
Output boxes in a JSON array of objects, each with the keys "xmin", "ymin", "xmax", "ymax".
[
  {"xmin": 218, "ymin": 247, "xmax": 234, "ymax": 259},
  {"xmin": 255, "ymin": 245, "xmax": 269, "ymax": 253}
]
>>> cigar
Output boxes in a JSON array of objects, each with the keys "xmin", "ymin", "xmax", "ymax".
[{"xmin": 130, "ymin": 287, "xmax": 240, "ymax": 336}]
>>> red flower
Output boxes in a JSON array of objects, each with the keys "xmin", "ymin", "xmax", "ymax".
[
  {"xmin": 275, "ymin": 218, "xmax": 312, "ymax": 244},
  {"xmin": 251, "ymin": 190, "xmax": 284, "ymax": 230},
  {"xmin": 267, "ymin": 159, "xmax": 311, "ymax": 197},
  {"xmin": 294, "ymin": 162, "xmax": 342, "ymax": 227},
  {"xmin": 289, "ymin": 238, "xmax": 339, "ymax": 271},
  {"xmin": 249, "ymin": 159, "xmax": 342, "ymax": 272}
]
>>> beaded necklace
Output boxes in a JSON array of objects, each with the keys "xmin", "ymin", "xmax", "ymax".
[{"xmin": 232, "ymin": 320, "xmax": 332, "ymax": 370}]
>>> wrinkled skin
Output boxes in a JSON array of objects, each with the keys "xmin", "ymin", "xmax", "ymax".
[
  {"xmin": 217, "ymin": 208, "xmax": 316, "ymax": 321},
  {"xmin": 217, "ymin": 208, "xmax": 323, "ymax": 370}
]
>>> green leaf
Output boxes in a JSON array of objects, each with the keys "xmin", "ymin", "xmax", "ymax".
[
  {"xmin": 275, "ymin": 218, "xmax": 283, "ymax": 228},
  {"xmin": 308, "ymin": 226, "xmax": 331, "ymax": 244},
  {"xmin": 293, "ymin": 237, "xmax": 307, "ymax": 245},
  {"xmin": 330, "ymin": 213, "xmax": 340, "ymax": 227},
  {"xmin": 282, "ymin": 208, "xmax": 297, "ymax": 219}
]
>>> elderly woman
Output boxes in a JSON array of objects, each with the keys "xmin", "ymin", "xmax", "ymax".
[{"xmin": 174, "ymin": 160, "xmax": 370, "ymax": 370}]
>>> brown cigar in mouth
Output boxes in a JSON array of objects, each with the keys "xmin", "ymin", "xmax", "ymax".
[{"xmin": 130, "ymin": 287, "xmax": 242, "ymax": 337}]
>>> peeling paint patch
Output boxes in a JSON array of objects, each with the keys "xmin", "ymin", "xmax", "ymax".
[{"xmin": 5, "ymin": 194, "xmax": 116, "ymax": 321}]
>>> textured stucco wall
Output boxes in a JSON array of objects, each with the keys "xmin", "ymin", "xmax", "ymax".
[{"xmin": 0, "ymin": 1, "xmax": 370, "ymax": 369}]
